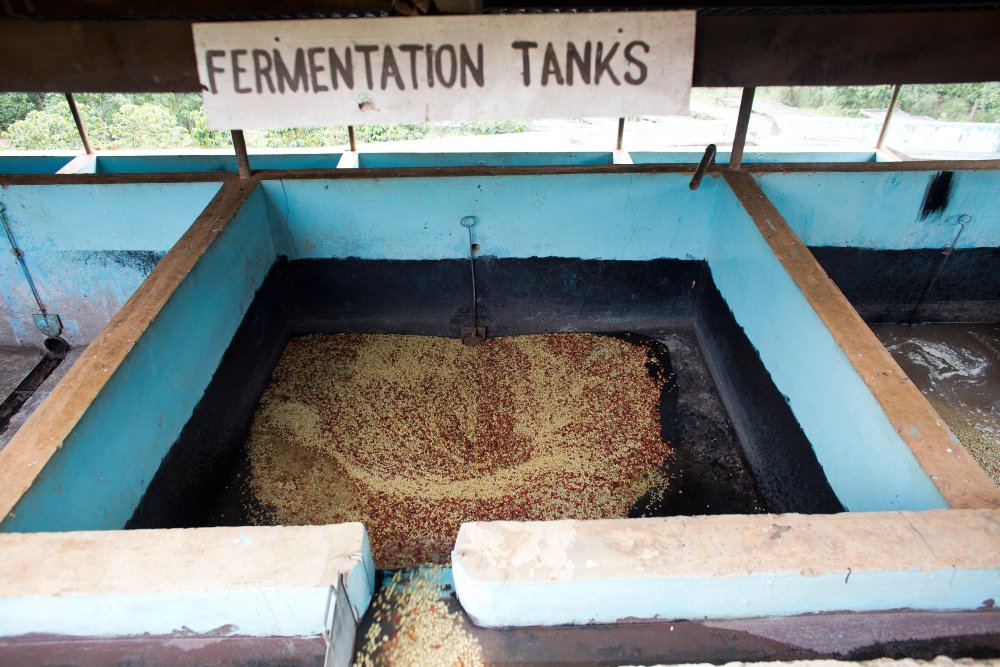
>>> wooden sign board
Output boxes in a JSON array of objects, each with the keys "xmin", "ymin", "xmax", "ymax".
[{"xmin": 193, "ymin": 12, "xmax": 695, "ymax": 129}]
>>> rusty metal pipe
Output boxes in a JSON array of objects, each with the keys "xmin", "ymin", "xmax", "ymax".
[
  {"xmin": 65, "ymin": 93, "xmax": 93, "ymax": 154},
  {"xmin": 729, "ymin": 86, "xmax": 755, "ymax": 169},
  {"xmin": 231, "ymin": 129, "xmax": 251, "ymax": 179},
  {"xmin": 876, "ymin": 83, "xmax": 903, "ymax": 150},
  {"xmin": 689, "ymin": 144, "xmax": 716, "ymax": 191}
]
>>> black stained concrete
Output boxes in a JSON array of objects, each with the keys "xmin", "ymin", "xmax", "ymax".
[{"xmin": 810, "ymin": 246, "xmax": 1000, "ymax": 323}]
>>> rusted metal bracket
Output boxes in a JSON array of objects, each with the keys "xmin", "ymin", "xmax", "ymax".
[{"xmin": 322, "ymin": 573, "xmax": 359, "ymax": 667}]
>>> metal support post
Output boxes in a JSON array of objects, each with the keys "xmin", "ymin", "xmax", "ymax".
[
  {"xmin": 231, "ymin": 129, "xmax": 251, "ymax": 179},
  {"xmin": 876, "ymin": 84, "xmax": 903, "ymax": 150},
  {"xmin": 729, "ymin": 87, "xmax": 755, "ymax": 170},
  {"xmin": 65, "ymin": 93, "xmax": 93, "ymax": 154}
]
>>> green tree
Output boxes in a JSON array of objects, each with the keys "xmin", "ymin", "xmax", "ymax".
[
  {"xmin": 258, "ymin": 126, "xmax": 348, "ymax": 148},
  {"xmin": 2, "ymin": 108, "xmax": 81, "ymax": 149},
  {"xmin": 0, "ymin": 93, "xmax": 44, "ymax": 131},
  {"xmin": 190, "ymin": 108, "xmax": 233, "ymax": 148},
  {"xmin": 107, "ymin": 103, "xmax": 192, "ymax": 149}
]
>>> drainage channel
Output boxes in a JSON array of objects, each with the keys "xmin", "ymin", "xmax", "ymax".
[{"xmin": 0, "ymin": 337, "xmax": 70, "ymax": 437}]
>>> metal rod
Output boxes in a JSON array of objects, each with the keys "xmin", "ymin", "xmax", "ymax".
[
  {"xmin": 64, "ymin": 92, "xmax": 93, "ymax": 154},
  {"xmin": 467, "ymin": 224, "xmax": 478, "ymax": 329},
  {"xmin": 876, "ymin": 83, "xmax": 903, "ymax": 150},
  {"xmin": 690, "ymin": 144, "xmax": 717, "ymax": 191},
  {"xmin": 231, "ymin": 129, "xmax": 251, "ymax": 179},
  {"xmin": 729, "ymin": 86, "xmax": 756, "ymax": 170},
  {"xmin": 908, "ymin": 213, "xmax": 971, "ymax": 326},
  {"xmin": 0, "ymin": 203, "xmax": 47, "ymax": 315},
  {"xmin": 616, "ymin": 117, "xmax": 625, "ymax": 151},
  {"xmin": 348, "ymin": 125, "xmax": 357, "ymax": 152}
]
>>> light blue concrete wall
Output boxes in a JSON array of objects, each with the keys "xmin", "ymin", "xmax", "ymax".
[
  {"xmin": 755, "ymin": 170, "xmax": 1000, "ymax": 249},
  {"xmin": 260, "ymin": 173, "xmax": 716, "ymax": 261},
  {"xmin": 1, "ymin": 187, "xmax": 275, "ymax": 532},
  {"xmin": 94, "ymin": 155, "xmax": 235, "ymax": 173},
  {"xmin": 0, "ymin": 155, "xmax": 75, "ymax": 174},
  {"xmin": 91, "ymin": 153, "xmax": 342, "ymax": 174},
  {"xmin": 0, "ymin": 183, "xmax": 222, "ymax": 347},
  {"xmin": 631, "ymin": 151, "xmax": 876, "ymax": 165},
  {"xmin": 708, "ymin": 184, "xmax": 947, "ymax": 511},
  {"xmin": 357, "ymin": 152, "xmax": 613, "ymax": 168}
]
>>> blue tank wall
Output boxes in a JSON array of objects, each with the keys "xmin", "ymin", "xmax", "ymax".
[
  {"xmin": 3, "ymin": 162, "xmax": 999, "ymax": 530},
  {"xmin": 0, "ymin": 183, "xmax": 222, "ymax": 347}
]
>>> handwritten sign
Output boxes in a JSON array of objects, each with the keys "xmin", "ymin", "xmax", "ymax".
[{"xmin": 193, "ymin": 12, "xmax": 695, "ymax": 129}]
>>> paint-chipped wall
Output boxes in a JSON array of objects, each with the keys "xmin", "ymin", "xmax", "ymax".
[
  {"xmin": 0, "ymin": 183, "xmax": 222, "ymax": 347},
  {"xmin": 754, "ymin": 170, "xmax": 1000, "ymax": 249}
]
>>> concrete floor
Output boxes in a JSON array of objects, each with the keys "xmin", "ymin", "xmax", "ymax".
[
  {"xmin": 0, "ymin": 346, "xmax": 42, "ymax": 400},
  {"xmin": 0, "ymin": 345, "xmax": 84, "ymax": 453}
]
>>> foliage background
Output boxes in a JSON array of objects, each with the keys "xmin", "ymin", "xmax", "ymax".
[
  {"xmin": 1, "ymin": 85, "xmax": 997, "ymax": 150},
  {"xmin": 0, "ymin": 93, "xmax": 530, "ymax": 150}
]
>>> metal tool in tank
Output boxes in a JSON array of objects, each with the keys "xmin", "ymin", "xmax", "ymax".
[
  {"xmin": 908, "ymin": 213, "xmax": 972, "ymax": 326},
  {"xmin": 459, "ymin": 215, "xmax": 486, "ymax": 346},
  {"xmin": 0, "ymin": 202, "xmax": 63, "ymax": 337}
]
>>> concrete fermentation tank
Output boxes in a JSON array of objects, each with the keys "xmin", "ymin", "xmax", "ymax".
[{"xmin": 0, "ymin": 152, "xmax": 997, "ymax": 662}]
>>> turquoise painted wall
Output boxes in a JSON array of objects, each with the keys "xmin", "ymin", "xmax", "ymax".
[
  {"xmin": 631, "ymin": 151, "xmax": 876, "ymax": 165},
  {"xmin": 357, "ymin": 152, "xmax": 613, "ymax": 168},
  {"xmin": 1, "ymin": 186, "xmax": 275, "ymax": 532},
  {"xmin": 90, "ymin": 153, "xmax": 342, "ymax": 174},
  {"xmin": 260, "ymin": 173, "xmax": 716, "ymax": 261},
  {"xmin": 0, "ymin": 155, "xmax": 74, "ymax": 174},
  {"xmin": 0, "ymin": 183, "xmax": 222, "ymax": 347},
  {"xmin": 707, "ymin": 184, "xmax": 948, "ymax": 511},
  {"xmin": 755, "ymin": 170, "xmax": 1000, "ymax": 249}
]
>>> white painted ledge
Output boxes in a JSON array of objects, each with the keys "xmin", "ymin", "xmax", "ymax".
[
  {"xmin": 0, "ymin": 524, "xmax": 374, "ymax": 639},
  {"xmin": 612, "ymin": 150, "xmax": 634, "ymax": 165},
  {"xmin": 452, "ymin": 511, "xmax": 1000, "ymax": 628},
  {"xmin": 337, "ymin": 151, "xmax": 360, "ymax": 168},
  {"xmin": 55, "ymin": 154, "xmax": 96, "ymax": 174}
]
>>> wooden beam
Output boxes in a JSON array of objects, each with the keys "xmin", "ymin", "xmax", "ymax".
[
  {"xmin": 0, "ymin": 158, "xmax": 997, "ymax": 188},
  {"xmin": 0, "ymin": 172, "xmax": 237, "ymax": 186},
  {"xmin": 1, "ymin": 10, "xmax": 997, "ymax": 92},
  {"xmin": 694, "ymin": 10, "xmax": 1000, "ymax": 87},
  {"xmin": 723, "ymin": 170, "xmax": 1000, "ymax": 511},
  {"xmin": 0, "ymin": 180, "xmax": 258, "ymax": 522}
]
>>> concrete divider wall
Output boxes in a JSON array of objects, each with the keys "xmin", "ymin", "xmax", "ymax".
[
  {"xmin": 0, "ymin": 183, "xmax": 222, "ymax": 346},
  {"xmin": 707, "ymin": 183, "xmax": 947, "ymax": 511},
  {"xmin": 0, "ymin": 186, "xmax": 275, "ymax": 532},
  {"xmin": 0, "ymin": 524, "xmax": 375, "ymax": 641}
]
